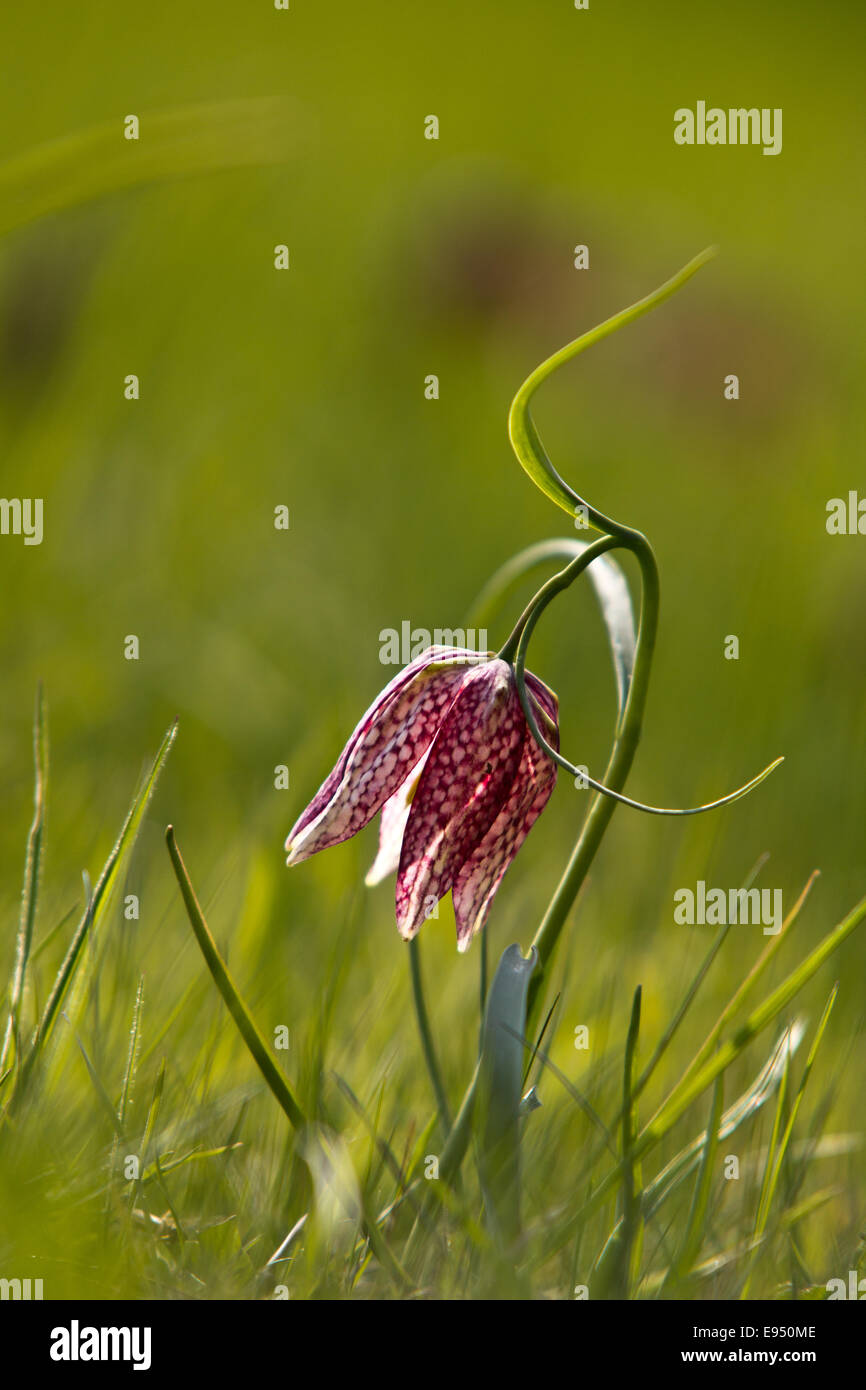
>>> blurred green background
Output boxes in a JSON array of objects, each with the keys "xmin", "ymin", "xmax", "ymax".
[{"xmin": 0, "ymin": 0, "xmax": 864, "ymax": 1297}]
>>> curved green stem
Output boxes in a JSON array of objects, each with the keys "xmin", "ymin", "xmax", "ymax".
[
  {"xmin": 464, "ymin": 538, "xmax": 610, "ymax": 631},
  {"xmin": 504, "ymin": 248, "xmax": 782, "ymax": 1025},
  {"xmin": 497, "ymin": 536, "xmax": 619, "ymax": 663},
  {"xmin": 508, "ymin": 247, "xmax": 718, "ymax": 529},
  {"xmin": 511, "ymin": 552, "xmax": 782, "ymax": 816},
  {"xmin": 506, "ymin": 256, "xmax": 702, "ymax": 1019},
  {"xmin": 422, "ymin": 250, "xmax": 751, "ymax": 1185},
  {"xmin": 524, "ymin": 529, "xmax": 660, "ymax": 1025}
]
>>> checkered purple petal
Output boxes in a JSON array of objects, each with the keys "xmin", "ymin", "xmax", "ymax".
[
  {"xmin": 452, "ymin": 678, "xmax": 559, "ymax": 950},
  {"xmin": 285, "ymin": 647, "xmax": 483, "ymax": 865},
  {"xmin": 395, "ymin": 659, "xmax": 526, "ymax": 938}
]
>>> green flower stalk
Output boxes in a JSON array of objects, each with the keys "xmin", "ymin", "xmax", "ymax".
[
  {"xmin": 498, "ymin": 248, "xmax": 782, "ymax": 1015},
  {"xmin": 421, "ymin": 249, "xmax": 784, "ymax": 1189}
]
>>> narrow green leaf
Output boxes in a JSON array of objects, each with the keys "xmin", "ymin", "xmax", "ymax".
[
  {"xmin": 0, "ymin": 98, "xmax": 301, "ymax": 239},
  {"xmin": 753, "ymin": 1045, "xmax": 792, "ymax": 1246},
  {"xmin": 333, "ymin": 1070, "xmax": 427, "ymax": 1211},
  {"xmin": 593, "ymin": 987, "xmax": 645, "ymax": 1300},
  {"xmin": 669, "ymin": 1073, "xmax": 725, "ymax": 1290},
  {"xmin": 537, "ymin": 885, "xmax": 862, "ymax": 1270},
  {"xmin": 118, "ymin": 976, "xmax": 144, "ymax": 1134},
  {"xmin": 677, "ymin": 869, "xmax": 820, "ymax": 1098},
  {"xmin": 0, "ymin": 684, "xmax": 47, "ymax": 1075},
  {"xmin": 106, "ymin": 977, "xmax": 145, "ymax": 1217},
  {"xmin": 27, "ymin": 904, "xmax": 78, "ymax": 965},
  {"xmin": 760, "ymin": 985, "xmax": 838, "ymax": 1237},
  {"xmin": 140, "ymin": 1143, "xmax": 243, "ymax": 1182},
  {"xmin": 128, "ymin": 1059, "xmax": 166, "ymax": 1214},
  {"xmin": 631, "ymin": 858, "xmax": 772, "ymax": 1110},
  {"xmin": 164, "ymin": 834, "xmax": 411, "ymax": 1294},
  {"xmin": 742, "ymin": 985, "xmax": 839, "ymax": 1298},
  {"xmin": 620, "ymin": 986, "xmax": 643, "ymax": 1295},
  {"xmin": 522, "ymin": 990, "xmax": 560, "ymax": 1089},
  {"xmin": 641, "ymin": 894, "xmax": 866, "ymax": 1153},
  {"xmin": 408, "ymin": 936, "xmax": 451, "ymax": 1134},
  {"xmin": 9, "ymin": 721, "xmax": 176, "ymax": 1110},
  {"xmin": 165, "ymin": 825, "xmax": 306, "ymax": 1131},
  {"xmin": 507, "ymin": 249, "xmax": 718, "ymax": 522},
  {"xmin": 140, "ymin": 1059, "xmax": 166, "ymax": 1164},
  {"xmin": 508, "ymin": 1030, "xmax": 617, "ymax": 1157},
  {"xmin": 76, "ymin": 1035, "xmax": 125, "ymax": 1140},
  {"xmin": 646, "ymin": 1020, "xmax": 806, "ymax": 1219}
]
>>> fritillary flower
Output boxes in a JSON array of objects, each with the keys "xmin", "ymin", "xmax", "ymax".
[{"xmin": 285, "ymin": 647, "xmax": 559, "ymax": 950}]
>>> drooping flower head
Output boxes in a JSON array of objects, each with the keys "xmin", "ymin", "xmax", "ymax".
[{"xmin": 285, "ymin": 647, "xmax": 559, "ymax": 950}]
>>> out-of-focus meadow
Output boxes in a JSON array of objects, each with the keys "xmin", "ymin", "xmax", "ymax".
[{"xmin": 0, "ymin": 0, "xmax": 864, "ymax": 1298}]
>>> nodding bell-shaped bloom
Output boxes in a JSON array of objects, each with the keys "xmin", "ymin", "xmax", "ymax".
[{"xmin": 285, "ymin": 646, "xmax": 559, "ymax": 951}]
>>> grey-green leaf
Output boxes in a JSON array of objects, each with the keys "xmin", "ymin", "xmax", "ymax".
[{"xmin": 476, "ymin": 944, "xmax": 537, "ymax": 1250}]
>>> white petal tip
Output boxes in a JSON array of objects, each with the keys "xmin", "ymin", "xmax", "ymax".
[
  {"xmin": 285, "ymin": 827, "xmax": 316, "ymax": 867},
  {"xmin": 364, "ymin": 860, "xmax": 389, "ymax": 888}
]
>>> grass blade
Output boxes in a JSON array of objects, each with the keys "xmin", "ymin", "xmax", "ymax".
[
  {"xmin": 76, "ymin": 1035, "xmax": 124, "ymax": 1140},
  {"xmin": 128, "ymin": 1059, "xmax": 166, "ymax": 1214},
  {"xmin": 0, "ymin": 684, "xmax": 47, "ymax": 1075},
  {"xmin": 408, "ymin": 937, "xmax": 451, "ymax": 1135},
  {"xmin": 167, "ymin": 830, "xmax": 417, "ymax": 1287},
  {"xmin": 0, "ymin": 99, "xmax": 301, "ymax": 238},
  {"xmin": 759, "ymin": 985, "xmax": 838, "ymax": 1234},
  {"xmin": 118, "ymin": 976, "xmax": 144, "ymax": 1135},
  {"xmin": 538, "ymin": 892, "xmax": 866, "ymax": 1266},
  {"xmin": 33, "ymin": 723, "xmax": 176, "ymax": 1054},
  {"xmin": 8, "ymin": 721, "xmax": 177, "ymax": 1113},
  {"xmin": 165, "ymin": 825, "xmax": 306, "ymax": 1131},
  {"xmin": 106, "ymin": 977, "xmax": 145, "ymax": 1213},
  {"xmin": 621, "ymin": 986, "xmax": 643, "ymax": 1294},
  {"xmin": 645, "ymin": 1020, "xmax": 806, "ymax": 1220},
  {"xmin": 678, "ymin": 869, "xmax": 820, "ymax": 1096},
  {"xmin": 641, "ymin": 892, "xmax": 866, "ymax": 1153},
  {"xmin": 742, "ymin": 984, "xmax": 839, "ymax": 1297},
  {"xmin": 669, "ymin": 1071, "xmax": 726, "ymax": 1289}
]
